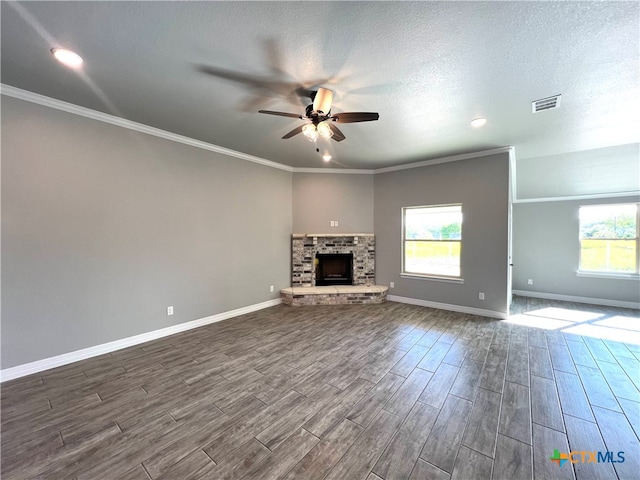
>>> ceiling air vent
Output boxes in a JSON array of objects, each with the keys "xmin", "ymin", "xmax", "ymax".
[{"xmin": 532, "ymin": 94, "xmax": 561, "ymax": 113}]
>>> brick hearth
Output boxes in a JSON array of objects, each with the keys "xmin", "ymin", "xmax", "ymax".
[
  {"xmin": 280, "ymin": 285, "xmax": 388, "ymax": 306},
  {"xmin": 285, "ymin": 233, "xmax": 386, "ymax": 305}
]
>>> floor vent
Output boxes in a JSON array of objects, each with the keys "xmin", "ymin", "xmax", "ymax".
[{"xmin": 532, "ymin": 94, "xmax": 561, "ymax": 113}]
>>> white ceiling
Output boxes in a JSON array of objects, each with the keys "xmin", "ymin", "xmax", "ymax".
[{"xmin": 2, "ymin": 1, "xmax": 639, "ymax": 169}]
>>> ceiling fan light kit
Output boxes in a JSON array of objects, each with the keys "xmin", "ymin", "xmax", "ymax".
[
  {"xmin": 316, "ymin": 121, "xmax": 333, "ymax": 139},
  {"xmin": 302, "ymin": 123, "xmax": 319, "ymax": 142}
]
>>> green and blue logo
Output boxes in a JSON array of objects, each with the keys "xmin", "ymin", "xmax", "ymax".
[{"xmin": 550, "ymin": 449, "xmax": 625, "ymax": 467}]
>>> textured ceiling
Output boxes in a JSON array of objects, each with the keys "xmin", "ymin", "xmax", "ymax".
[{"xmin": 2, "ymin": 1, "xmax": 639, "ymax": 169}]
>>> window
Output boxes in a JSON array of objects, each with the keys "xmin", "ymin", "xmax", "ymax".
[
  {"xmin": 403, "ymin": 204, "xmax": 462, "ymax": 278},
  {"xmin": 579, "ymin": 203, "xmax": 639, "ymax": 275}
]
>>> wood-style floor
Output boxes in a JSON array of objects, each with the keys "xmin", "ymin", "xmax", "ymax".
[{"xmin": 2, "ymin": 297, "xmax": 639, "ymax": 480}]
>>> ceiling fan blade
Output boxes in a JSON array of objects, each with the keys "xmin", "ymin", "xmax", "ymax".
[
  {"xmin": 328, "ymin": 123, "xmax": 346, "ymax": 142},
  {"xmin": 282, "ymin": 125, "xmax": 304, "ymax": 139},
  {"xmin": 331, "ymin": 112, "xmax": 379, "ymax": 123},
  {"xmin": 258, "ymin": 110, "xmax": 303, "ymax": 119},
  {"xmin": 313, "ymin": 87, "xmax": 334, "ymax": 114}
]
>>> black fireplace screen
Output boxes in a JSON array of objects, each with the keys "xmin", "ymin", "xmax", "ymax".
[{"xmin": 315, "ymin": 253, "xmax": 353, "ymax": 286}]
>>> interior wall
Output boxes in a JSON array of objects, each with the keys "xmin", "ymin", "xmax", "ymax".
[
  {"xmin": 1, "ymin": 96, "xmax": 293, "ymax": 368},
  {"xmin": 292, "ymin": 172, "xmax": 374, "ymax": 233},
  {"xmin": 516, "ymin": 143, "xmax": 640, "ymax": 199},
  {"xmin": 4, "ymin": 91, "xmax": 637, "ymax": 370},
  {"xmin": 514, "ymin": 144, "xmax": 640, "ymax": 305},
  {"xmin": 374, "ymin": 153, "xmax": 511, "ymax": 316},
  {"xmin": 512, "ymin": 196, "xmax": 640, "ymax": 304}
]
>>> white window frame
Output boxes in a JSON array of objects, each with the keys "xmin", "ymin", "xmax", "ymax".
[
  {"xmin": 401, "ymin": 204, "xmax": 463, "ymax": 282},
  {"xmin": 578, "ymin": 203, "xmax": 640, "ymax": 277}
]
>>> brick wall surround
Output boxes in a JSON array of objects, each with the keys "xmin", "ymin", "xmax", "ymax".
[{"xmin": 291, "ymin": 234, "xmax": 375, "ymax": 287}]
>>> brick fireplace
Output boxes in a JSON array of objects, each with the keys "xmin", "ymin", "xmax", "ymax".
[
  {"xmin": 291, "ymin": 234, "xmax": 375, "ymax": 287},
  {"xmin": 283, "ymin": 233, "xmax": 386, "ymax": 305}
]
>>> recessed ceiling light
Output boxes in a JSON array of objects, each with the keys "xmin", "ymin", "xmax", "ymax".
[
  {"xmin": 51, "ymin": 48, "xmax": 83, "ymax": 68},
  {"xmin": 470, "ymin": 118, "xmax": 487, "ymax": 128},
  {"xmin": 322, "ymin": 154, "xmax": 332, "ymax": 162}
]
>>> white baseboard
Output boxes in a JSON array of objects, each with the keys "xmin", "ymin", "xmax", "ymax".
[
  {"xmin": 1, "ymin": 298, "xmax": 282, "ymax": 383},
  {"xmin": 388, "ymin": 295, "xmax": 508, "ymax": 319},
  {"xmin": 512, "ymin": 290, "xmax": 640, "ymax": 310}
]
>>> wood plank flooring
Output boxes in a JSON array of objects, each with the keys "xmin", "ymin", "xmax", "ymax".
[{"xmin": 2, "ymin": 296, "xmax": 639, "ymax": 479}]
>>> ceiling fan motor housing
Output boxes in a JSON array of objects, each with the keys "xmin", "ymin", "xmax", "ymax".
[
  {"xmin": 305, "ymin": 104, "xmax": 315, "ymax": 119},
  {"xmin": 305, "ymin": 104, "xmax": 330, "ymax": 125}
]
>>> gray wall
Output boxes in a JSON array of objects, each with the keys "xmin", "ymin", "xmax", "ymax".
[
  {"xmin": 512, "ymin": 196, "xmax": 640, "ymax": 303},
  {"xmin": 292, "ymin": 172, "xmax": 374, "ymax": 233},
  {"xmin": 517, "ymin": 144, "xmax": 639, "ymax": 199},
  {"xmin": 374, "ymin": 153, "xmax": 511, "ymax": 315},
  {"xmin": 2, "ymin": 96, "xmax": 292, "ymax": 368},
  {"xmin": 4, "ymin": 92, "xmax": 636, "ymax": 370}
]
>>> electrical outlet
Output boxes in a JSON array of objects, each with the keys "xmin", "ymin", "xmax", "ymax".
[
  {"xmin": 167, "ymin": 306, "xmax": 174, "ymax": 315},
  {"xmin": 335, "ymin": 220, "xmax": 339, "ymax": 227},
  {"xmin": 478, "ymin": 292, "xmax": 485, "ymax": 300},
  {"xmin": 528, "ymin": 279, "xmax": 533, "ymax": 285},
  {"xmin": 390, "ymin": 282, "xmax": 395, "ymax": 288},
  {"xmin": 269, "ymin": 285, "xmax": 274, "ymax": 293},
  {"xmin": 330, "ymin": 221, "xmax": 335, "ymax": 227}
]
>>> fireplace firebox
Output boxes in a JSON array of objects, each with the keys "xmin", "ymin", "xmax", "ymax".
[{"xmin": 315, "ymin": 253, "xmax": 353, "ymax": 286}]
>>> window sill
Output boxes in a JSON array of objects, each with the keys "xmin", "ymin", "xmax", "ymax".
[
  {"xmin": 400, "ymin": 273, "xmax": 464, "ymax": 284},
  {"xmin": 577, "ymin": 271, "xmax": 640, "ymax": 281}
]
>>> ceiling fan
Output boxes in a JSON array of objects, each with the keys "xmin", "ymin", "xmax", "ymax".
[{"xmin": 258, "ymin": 88, "xmax": 379, "ymax": 142}]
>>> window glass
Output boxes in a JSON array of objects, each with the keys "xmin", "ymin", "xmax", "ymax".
[
  {"xmin": 403, "ymin": 205, "xmax": 462, "ymax": 277},
  {"xmin": 579, "ymin": 204, "xmax": 638, "ymax": 274}
]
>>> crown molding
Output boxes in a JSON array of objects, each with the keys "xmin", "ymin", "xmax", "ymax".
[
  {"xmin": 293, "ymin": 147, "xmax": 515, "ymax": 174},
  {"xmin": 2, "ymin": 85, "xmax": 517, "ymax": 175},
  {"xmin": 0, "ymin": 84, "xmax": 294, "ymax": 173},
  {"xmin": 292, "ymin": 167, "xmax": 374, "ymax": 174},
  {"xmin": 373, "ymin": 146, "xmax": 515, "ymax": 174},
  {"xmin": 513, "ymin": 191, "xmax": 640, "ymax": 204}
]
